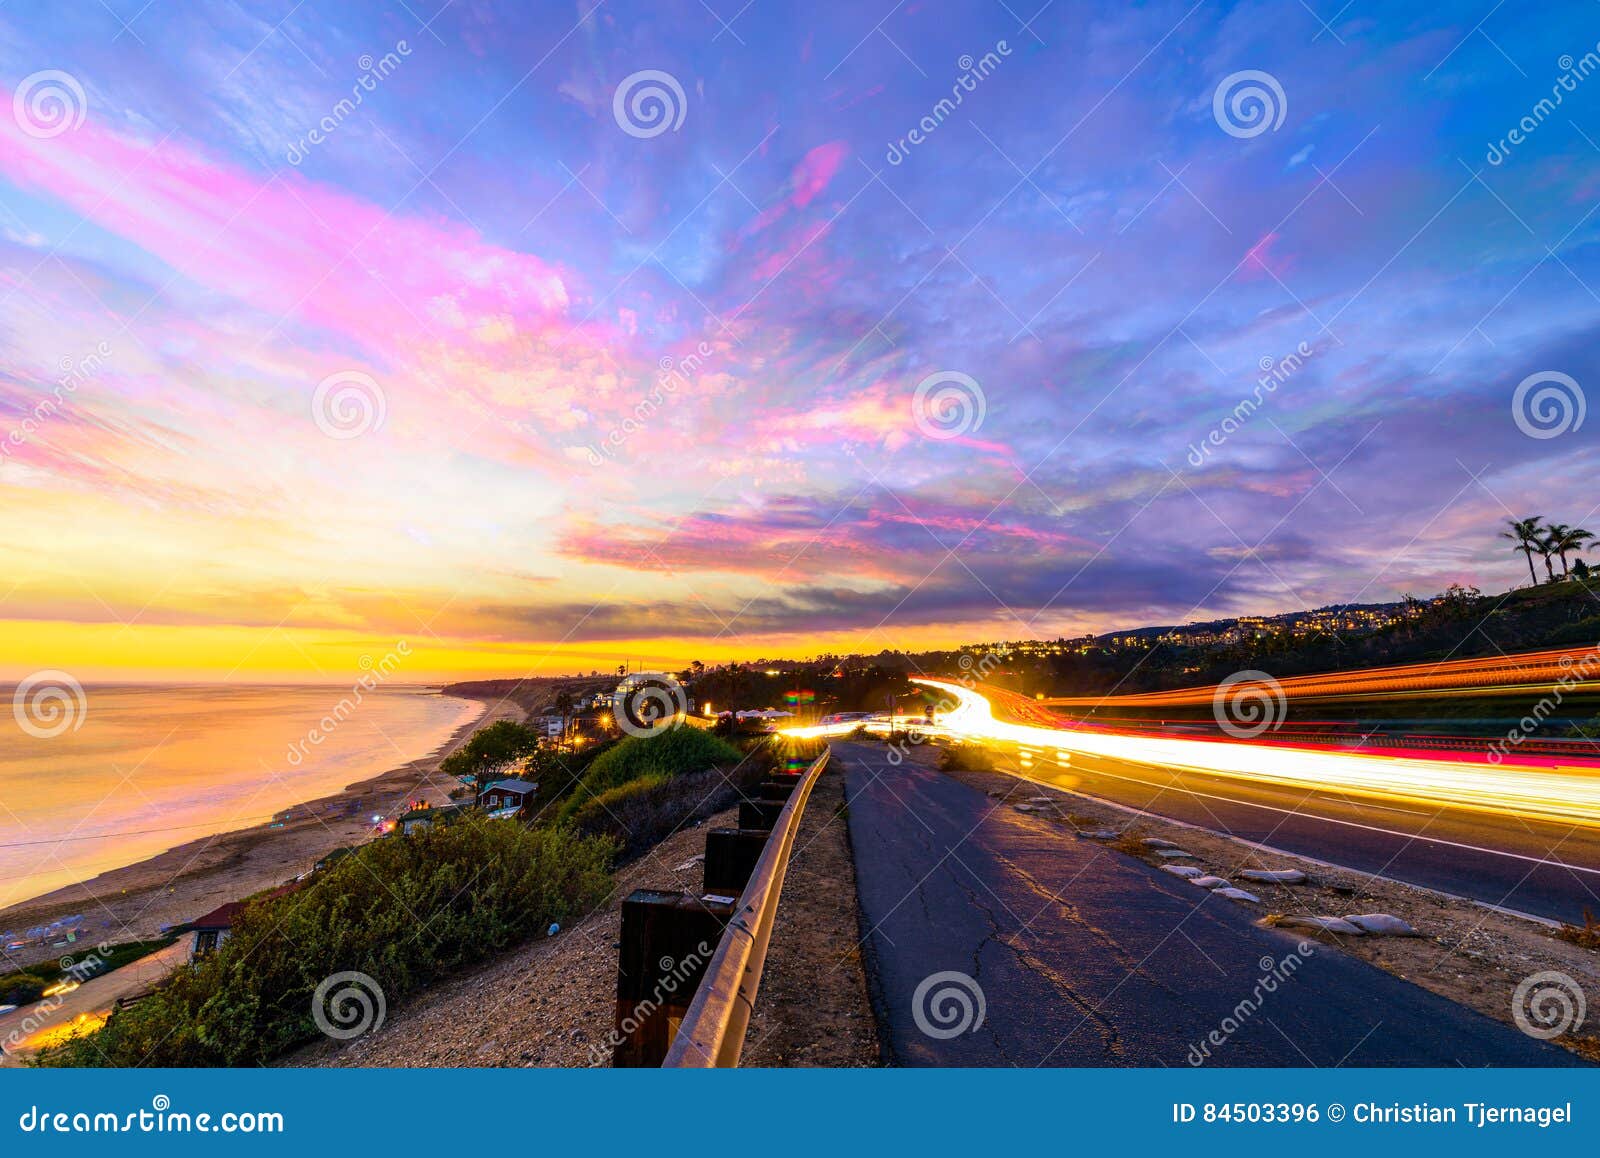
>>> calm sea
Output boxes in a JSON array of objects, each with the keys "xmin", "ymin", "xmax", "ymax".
[{"xmin": 0, "ymin": 684, "xmax": 482, "ymax": 912}]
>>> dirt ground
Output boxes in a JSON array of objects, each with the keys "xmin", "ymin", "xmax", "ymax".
[
  {"xmin": 290, "ymin": 762, "xmax": 878, "ymax": 1067},
  {"xmin": 740, "ymin": 763, "xmax": 880, "ymax": 1066},
  {"xmin": 942, "ymin": 753, "xmax": 1600, "ymax": 1063}
]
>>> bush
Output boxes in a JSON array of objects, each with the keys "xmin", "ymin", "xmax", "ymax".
[
  {"xmin": 569, "ymin": 765, "xmax": 769, "ymax": 858},
  {"xmin": 0, "ymin": 974, "xmax": 46, "ymax": 1005},
  {"xmin": 556, "ymin": 727, "xmax": 742, "ymax": 825},
  {"xmin": 34, "ymin": 820, "xmax": 614, "ymax": 1067}
]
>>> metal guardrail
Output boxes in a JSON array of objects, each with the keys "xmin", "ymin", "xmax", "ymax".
[{"xmin": 662, "ymin": 746, "xmax": 831, "ymax": 1068}]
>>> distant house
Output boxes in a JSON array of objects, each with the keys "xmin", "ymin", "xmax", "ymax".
[
  {"xmin": 477, "ymin": 779, "xmax": 540, "ymax": 820},
  {"xmin": 396, "ymin": 801, "xmax": 473, "ymax": 836},
  {"xmin": 186, "ymin": 883, "xmax": 299, "ymax": 962},
  {"xmin": 188, "ymin": 901, "xmax": 245, "ymax": 962}
]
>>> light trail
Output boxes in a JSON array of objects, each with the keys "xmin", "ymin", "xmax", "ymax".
[
  {"xmin": 1041, "ymin": 646, "xmax": 1600, "ymax": 708},
  {"xmin": 785, "ymin": 680, "xmax": 1600, "ymax": 828}
]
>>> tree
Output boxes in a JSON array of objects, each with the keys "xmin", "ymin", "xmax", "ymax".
[
  {"xmin": 554, "ymin": 690, "xmax": 574, "ymax": 743},
  {"xmin": 1501, "ymin": 516, "xmax": 1544, "ymax": 586},
  {"xmin": 440, "ymin": 718, "xmax": 540, "ymax": 795},
  {"xmin": 1545, "ymin": 523, "xmax": 1595, "ymax": 577}
]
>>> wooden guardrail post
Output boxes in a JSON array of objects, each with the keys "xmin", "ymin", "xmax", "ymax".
[
  {"xmin": 738, "ymin": 798, "xmax": 786, "ymax": 829},
  {"xmin": 611, "ymin": 890, "xmax": 734, "ymax": 1067},
  {"xmin": 703, "ymin": 827, "xmax": 770, "ymax": 895}
]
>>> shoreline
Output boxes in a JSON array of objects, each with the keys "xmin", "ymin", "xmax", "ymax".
[{"xmin": 0, "ymin": 690, "xmax": 523, "ymax": 967}]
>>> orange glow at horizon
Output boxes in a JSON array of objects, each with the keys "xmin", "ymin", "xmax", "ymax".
[{"xmin": 0, "ymin": 618, "xmax": 1010, "ymax": 683}]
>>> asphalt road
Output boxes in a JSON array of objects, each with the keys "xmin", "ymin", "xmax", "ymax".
[
  {"xmin": 838, "ymin": 742, "xmax": 1583, "ymax": 1067},
  {"xmin": 989, "ymin": 738, "xmax": 1600, "ymax": 924}
]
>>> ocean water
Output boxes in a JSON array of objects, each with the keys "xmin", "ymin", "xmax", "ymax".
[{"xmin": 0, "ymin": 684, "xmax": 482, "ymax": 913}]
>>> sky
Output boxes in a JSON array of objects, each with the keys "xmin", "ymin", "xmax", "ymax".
[{"xmin": 0, "ymin": 0, "xmax": 1596, "ymax": 682}]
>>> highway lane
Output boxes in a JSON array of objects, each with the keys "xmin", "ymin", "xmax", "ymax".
[
  {"xmin": 838, "ymin": 742, "xmax": 1582, "ymax": 1067},
  {"xmin": 992, "ymin": 741, "xmax": 1600, "ymax": 925}
]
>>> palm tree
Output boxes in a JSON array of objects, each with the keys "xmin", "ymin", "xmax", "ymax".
[
  {"xmin": 1502, "ymin": 516, "xmax": 1544, "ymax": 586},
  {"xmin": 554, "ymin": 689, "xmax": 574, "ymax": 742},
  {"xmin": 1545, "ymin": 523, "xmax": 1595, "ymax": 577},
  {"xmin": 1537, "ymin": 527, "xmax": 1559, "ymax": 581}
]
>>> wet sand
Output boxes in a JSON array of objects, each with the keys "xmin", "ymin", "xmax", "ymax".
[{"xmin": 0, "ymin": 692, "xmax": 522, "ymax": 969}]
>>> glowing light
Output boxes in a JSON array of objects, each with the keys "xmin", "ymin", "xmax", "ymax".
[{"xmin": 915, "ymin": 679, "xmax": 1600, "ymax": 828}]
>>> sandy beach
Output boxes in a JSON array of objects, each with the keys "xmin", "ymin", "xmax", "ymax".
[{"xmin": 0, "ymin": 691, "xmax": 523, "ymax": 966}]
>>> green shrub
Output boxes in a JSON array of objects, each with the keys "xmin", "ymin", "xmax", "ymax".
[
  {"xmin": 556, "ymin": 727, "xmax": 741, "ymax": 824},
  {"xmin": 34, "ymin": 819, "xmax": 614, "ymax": 1067},
  {"xmin": 0, "ymin": 974, "xmax": 46, "ymax": 1006}
]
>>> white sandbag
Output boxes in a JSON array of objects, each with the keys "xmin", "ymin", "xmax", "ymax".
[
  {"xmin": 1154, "ymin": 848, "xmax": 1196, "ymax": 859},
  {"xmin": 1142, "ymin": 837, "xmax": 1180, "ymax": 849},
  {"xmin": 1079, "ymin": 830, "xmax": 1119, "ymax": 840},
  {"xmin": 1215, "ymin": 887, "xmax": 1261, "ymax": 903},
  {"xmin": 1343, "ymin": 913, "xmax": 1418, "ymax": 936},
  {"xmin": 1272, "ymin": 915, "xmax": 1365, "ymax": 935},
  {"xmin": 1161, "ymin": 865, "xmax": 1204, "ymax": 878},
  {"xmin": 1189, "ymin": 875, "xmax": 1231, "ymax": 889},
  {"xmin": 1238, "ymin": 868, "xmax": 1308, "ymax": 884}
]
